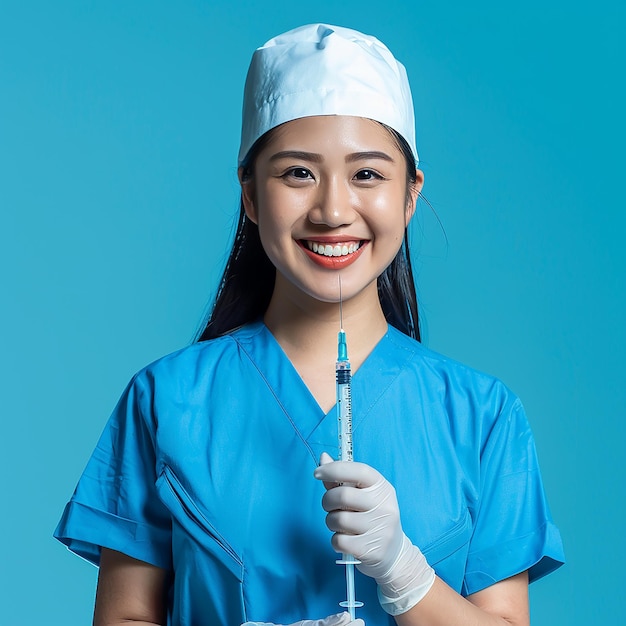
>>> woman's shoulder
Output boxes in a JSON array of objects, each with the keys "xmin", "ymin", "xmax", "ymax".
[
  {"xmin": 132, "ymin": 321, "xmax": 265, "ymax": 388},
  {"xmin": 385, "ymin": 325, "xmax": 522, "ymax": 413}
]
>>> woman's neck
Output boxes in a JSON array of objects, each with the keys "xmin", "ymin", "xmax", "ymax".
[
  {"xmin": 263, "ymin": 281, "xmax": 387, "ymax": 413},
  {"xmin": 263, "ymin": 278, "xmax": 388, "ymax": 407}
]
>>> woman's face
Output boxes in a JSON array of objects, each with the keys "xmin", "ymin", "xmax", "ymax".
[{"xmin": 240, "ymin": 115, "xmax": 423, "ymax": 307}]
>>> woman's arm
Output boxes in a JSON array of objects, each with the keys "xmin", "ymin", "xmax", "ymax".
[
  {"xmin": 93, "ymin": 548, "xmax": 168, "ymax": 626},
  {"xmin": 395, "ymin": 572, "xmax": 529, "ymax": 626}
]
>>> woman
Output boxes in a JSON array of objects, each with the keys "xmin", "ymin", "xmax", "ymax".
[{"xmin": 55, "ymin": 24, "xmax": 564, "ymax": 626}]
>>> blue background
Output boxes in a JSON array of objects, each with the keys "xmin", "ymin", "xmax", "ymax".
[{"xmin": 1, "ymin": 1, "xmax": 624, "ymax": 624}]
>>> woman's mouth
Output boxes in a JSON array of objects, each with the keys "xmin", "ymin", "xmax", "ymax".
[{"xmin": 298, "ymin": 239, "xmax": 367, "ymax": 269}]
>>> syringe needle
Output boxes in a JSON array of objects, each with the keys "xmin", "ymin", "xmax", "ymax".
[{"xmin": 339, "ymin": 274, "xmax": 344, "ymax": 330}]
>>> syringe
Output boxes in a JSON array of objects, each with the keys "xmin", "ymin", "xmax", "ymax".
[{"xmin": 335, "ymin": 284, "xmax": 363, "ymax": 620}]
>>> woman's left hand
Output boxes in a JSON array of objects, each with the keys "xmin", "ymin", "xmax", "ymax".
[
  {"xmin": 242, "ymin": 611, "xmax": 364, "ymax": 626},
  {"xmin": 314, "ymin": 454, "xmax": 435, "ymax": 615}
]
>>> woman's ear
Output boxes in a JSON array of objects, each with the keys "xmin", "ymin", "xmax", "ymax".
[
  {"xmin": 405, "ymin": 168, "xmax": 424, "ymax": 224},
  {"xmin": 238, "ymin": 167, "xmax": 258, "ymax": 225}
]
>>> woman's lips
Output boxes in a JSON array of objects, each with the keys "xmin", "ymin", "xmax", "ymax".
[{"xmin": 298, "ymin": 239, "xmax": 368, "ymax": 269}]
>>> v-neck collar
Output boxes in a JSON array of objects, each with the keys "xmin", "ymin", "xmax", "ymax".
[{"xmin": 231, "ymin": 320, "xmax": 417, "ymax": 462}]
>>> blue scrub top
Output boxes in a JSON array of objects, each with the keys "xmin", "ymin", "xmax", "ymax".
[{"xmin": 55, "ymin": 321, "xmax": 564, "ymax": 625}]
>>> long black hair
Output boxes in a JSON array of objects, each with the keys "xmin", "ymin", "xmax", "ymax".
[{"xmin": 196, "ymin": 123, "xmax": 421, "ymax": 342}]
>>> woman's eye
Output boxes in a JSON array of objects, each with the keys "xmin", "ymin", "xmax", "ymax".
[
  {"xmin": 286, "ymin": 167, "xmax": 312, "ymax": 179},
  {"xmin": 354, "ymin": 169, "xmax": 382, "ymax": 181}
]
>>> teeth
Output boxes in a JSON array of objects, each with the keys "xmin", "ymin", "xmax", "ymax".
[{"xmin": 306, "ymin": 241, "xmax": 361, "ymax": 257}]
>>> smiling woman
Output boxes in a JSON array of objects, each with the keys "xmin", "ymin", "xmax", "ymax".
[
  {"xmin": 54, "ymin": 23, "xmax": 564, "ymax": 626},
  {"xmin": 203, "ymin": 115, "xmax": 423, "ymax": 342}
]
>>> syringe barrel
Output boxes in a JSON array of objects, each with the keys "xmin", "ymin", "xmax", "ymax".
[{"xmin": 335, "ymin": 333, "xmax": 362, "ymax": 615}]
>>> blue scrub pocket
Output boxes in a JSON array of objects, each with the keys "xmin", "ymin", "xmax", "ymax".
[
  {"xmin": 157, "ymin": 465, "xmax": 243, "ymax": 577},
  {"xmin": 421, "ymin": 510, "xmax": 472, "ymax": 593},
  {"xmin": 157, "ymin": 465, "xmax": 245, "ymax": 626}
]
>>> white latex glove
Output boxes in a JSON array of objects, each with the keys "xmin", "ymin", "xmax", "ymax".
[
  {"xmin": 242, "ymin": 611, "xmax": 364, "ymax": 626},
  {"xmin": 314, "ymin": 453, "xmax": 435, "ymax": 616}
]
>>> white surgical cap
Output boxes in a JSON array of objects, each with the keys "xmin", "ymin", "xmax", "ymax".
[{"xmin": 238, "ymin": 23, "xmax": 418, "ymax": 165}]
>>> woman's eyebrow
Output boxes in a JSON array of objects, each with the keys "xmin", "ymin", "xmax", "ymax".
[
  {"xmin": 268, "ymin": 150, "xmax": 395, "ymax": 163},
  {"xmin": 346, "ymin": 151, "xmax": 395, "ymax": 163},
  {"xmin": 269, "ymin": 150, "xmax": 323, "ymax": 163}
]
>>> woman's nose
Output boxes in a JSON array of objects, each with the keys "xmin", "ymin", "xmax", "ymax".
[{"xmin": 307, "ymin": 179, "xmax": 356, "ymax": 228}]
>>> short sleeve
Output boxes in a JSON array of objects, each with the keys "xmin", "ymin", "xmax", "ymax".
[
  {"xmin": 54, "ymin": 373, "xmax": 172, "ymax": 569},
  {"xmin": 462, "ymin": 399, "xmax": 564, "ymax": 595}
]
